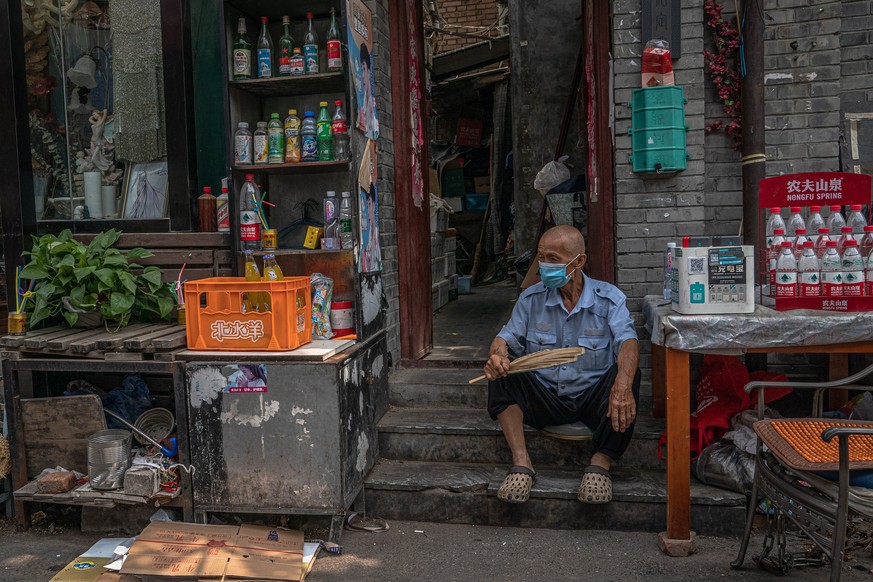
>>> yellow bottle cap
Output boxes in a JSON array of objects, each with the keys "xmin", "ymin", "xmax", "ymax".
[
  {"xmin": 288, "ymin": 109, "xmax": 297, "ymax": 115},
  {"xmin": 319, "ymin": 101, "xmax": 328, "ymax": 107}
]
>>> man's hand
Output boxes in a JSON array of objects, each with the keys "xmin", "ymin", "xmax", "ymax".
[
  {"xmin": 484, "ymin": 353, "xmax": 510, "ymax": 381},
  {"xmin": 607, "ymin": 381, "xmax": 636, "ymax": 433}
]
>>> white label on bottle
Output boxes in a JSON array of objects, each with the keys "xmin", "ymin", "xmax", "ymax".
[
  {"xmin": 217, "ymin": 199, "xmax": 229, "ymax": 231},
  {"xmin": 254, "ymin": 135, "xmax": 268, "ymax": 163},
  {"xmin": 234, "ymin": 135, "xmax": 252, "ymax": 165},
  {"xmin": 233, "ymin": 49, "xmax": 250, "ymax": 75},
  {"xmin": 823, "ymin": 271, "xmax": 843, "ymax": 296},
  {"xmin": 257, "ymin": 49, "xmax": 271, "ymax": 78},
  {"xmin": 799, "ymin": 271, "xmax": 821, "ymax": 297},
  {"xmin": 775, "ymin": 272, "xmax": 797, "ymax": 298},
  {"xmin": 844, "ymin": 271, "xmax": 864, "ymax": 296}
]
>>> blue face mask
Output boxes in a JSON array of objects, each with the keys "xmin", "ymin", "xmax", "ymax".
[{"xmin": 538, "ymin": 254, "xmax": 580, "ymax": 289}]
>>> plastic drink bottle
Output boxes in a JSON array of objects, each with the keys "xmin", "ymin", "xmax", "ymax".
[
  {"xmin": 339, "ymin": 191, "xmax": 354, "ymax": 250},
  {"xmin": 798, "ymin": 241, "xmax": 820, "ymax": 297},
  {"xmin": 278, "ymin": 16, "xmax": 294, "ymax": 76},
  {"xmin": 866, "ymin": 249, "xmax": 873, "ymax": 297},
  {"xmin": 842, "ymin": 239, "xmax": 864, "ymax": 296},
  {"xmin": 814, "ymin": 228, "xmax": 830, "ymax": 260},
  {"xmin": 239, "ymin": 174, "xmax": 262, "ymax": 252},
  {"xmin": 775, "ymin": 241, "xmax": 798, "ymax": 298},
  {"xmin": 301, "ymin": 111, "xmax": 318, "ymax": 162},
  {"xmin": 786, "ymin": 206, "xmax": 805, "ymax": 242},
  {"xmin": 827, "ymin": 205, "xmax": 846, "ymax": 235},
  {"xmin": 242, "ymin": 250, "xmax": 262, "ymax": 313},
  {"xmin": 254, "ymin": 121, "xmax": 269, "ymax": 164},
  {"xmin": 861, "ymin": 225, "xmax": 873, "ymax": 258},
  {"xmin": 664, "ymin": 242, "xmax": 676, "ymax": 300},
  {"xmin": 792, "ymin": 228, "xmax": 808, "ymax": 260},
  {"xmin": 317, "ymin": 101, "xmax": 333, "ymax": 161},
  {"xmin": 768, "ymin": 228, "xmax": 786, "ymax": 288},
  {"xmin": 332, "ymin": 100, "xmax": 350, "ymax": 160},
  {"xmin": 848, "ymin": 204, "xmax": 868, "ymax": 241},
  {"xmin": 257, "ymin": 16, "xmax": 273, "ymax": 78},
  {"xmin": 322, "ymin": 191, "xmax": 340, "ymax": 250},
  {"xmin": 267, "ymin": 113, "xmax": 284, "ymax": 163},
  {"xmin": 284, "ymin": 109, "xmax": 301, "ymax": 163},
  {"xmin": 806, "ymin": 206, "xmax": 825, "ymax": 241},
  {"xmin": 822, "ymin": 240, "xmax": 843, "ymax": 297},
  {"xmin": 765, "ymin": 207, "xmax": 785, "ymax": 249},
  {"xmin": 232, "ymin": 18, "xmax": 252, "ymax": 80},
  {"xmin": 304, "ymin": 12, "xmax": 319, "ymax": 74},
  {"xmin": 327, "ymin": 8, "xmax": 342, "ymax": 72},
  {"xmin": 838, "ymin": 226, "xmax": 854, "ymax": 256},
  {"xmin": 234, "ymin": 122, "xmax": 253, "ymax": 165}
]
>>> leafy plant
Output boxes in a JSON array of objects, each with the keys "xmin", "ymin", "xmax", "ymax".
[{"xmin": 19, "ymin": 229, "xmax": 176, "ymax": 329}]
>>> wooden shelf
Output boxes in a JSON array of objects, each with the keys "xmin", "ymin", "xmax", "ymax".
[
  {"xmin": 249, "ymin": 248, "xmax": 353, "ymax": 256},
  {"xmin": 225, "ymin": 0, "xmax": 339, "ymax": 21},
  {"xmin": 233, "ymin": 159, "xmax": 349, "ymax": 174},
  {"xmin": 229, "ymin": 72, "xmax": 345, "ymax": 98}
]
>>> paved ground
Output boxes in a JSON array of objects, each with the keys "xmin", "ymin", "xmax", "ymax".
[{"xmin": 2, "ymin": 515, "xmax": 871, "ymax": 581}]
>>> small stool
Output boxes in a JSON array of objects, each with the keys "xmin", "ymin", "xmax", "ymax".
[{"xmin": 541, "ymin": 421, "xmax": 592, "ymax": 441}]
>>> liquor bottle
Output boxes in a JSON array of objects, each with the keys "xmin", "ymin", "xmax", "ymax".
[
  {"xmin": 257, "ymin": 16, "xmax": 273, "ymax": 78},
  {"xmin": 316, "ymin": 101, "xmax": 333, "ymax": 161},
  {"xmin": 278, "ymin": 16, "xmax": 294, "ymax": 76},
  {"xmin": 290, "ymin": 47, "xmax": 305, "ymax": 75},
  {"xmin": 304, "ymin": 12, "xmax": 319, "ymax": 74},
  {"xmin": 327, "ymin": 8, "xmax": 342, "ymax": 72},
  {"xmin": 217, "ymin": 186, "xmax": 230, "ymax": 232},
  {"xmin": 233, "ymin": 18, "xmax": 252, "ymax": 80}
]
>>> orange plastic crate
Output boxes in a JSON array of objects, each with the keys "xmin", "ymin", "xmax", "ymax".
[{"xmin": 184, "ymin": 277, "xmax": 312, "ymax": 351}]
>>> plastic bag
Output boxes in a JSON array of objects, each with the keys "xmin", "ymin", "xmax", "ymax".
[
  {"xmin": 310, "ymin": 273, "xmax": 334, "ymax": 340},
  {"xmin": 695, "ymin": 439, "xmax": 756, "ymax": 494},
  {"xmin": 533, "ymin": 156, "xmax": 570, "ymax": 196}
]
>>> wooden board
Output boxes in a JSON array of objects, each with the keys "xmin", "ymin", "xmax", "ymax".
[
  {"xmin": 177, "ymin": 339, "xmax": 356, "ymax": 361},
  {"xmin": 123, "ymin": 325, "xmax": 183, "ymax": 350},
  {"xmin": 150, "ymin": 329, "xmax": 188, "ymax": 350},
  {"xmin": 0, "ymin": 326, "xmax": 64, "ymax": 347},
  {"xmin": 20, "ymin": 395, "xmax": 107, "ymax": 479},
  {"xmin": 44, "ymin": 327, "xmax": 111, "ymax": 351}
]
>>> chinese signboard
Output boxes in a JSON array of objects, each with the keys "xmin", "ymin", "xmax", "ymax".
[
  {"xmin": 642, "ymin": 0, "xmax": 681, "ymax": 59},
  {"xmin": 758, "ymin": 172, "xmax": 872, "ymax": 208}
]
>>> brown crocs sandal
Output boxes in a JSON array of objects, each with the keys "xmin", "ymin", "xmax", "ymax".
[
  {"xmin": 578, "ymin": 465, "xmax": 612, "ymax": 504},
  {"xmin": 497, "ymin": 465, "xmax": 536, "ymax": 504}
]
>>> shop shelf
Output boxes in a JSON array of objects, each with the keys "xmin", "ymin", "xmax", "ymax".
[
  {"xmin": 232, "ymin": 159, "xmax": 350, "ymax": 174},
  {"xmin": 228, "ymin": 72, "xmax": 346, "ymax": 98}
]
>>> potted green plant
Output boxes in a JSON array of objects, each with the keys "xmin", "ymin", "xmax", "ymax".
[{"xmin": 19, "ymin": 229, "xmax": 176, "ymax": 329}]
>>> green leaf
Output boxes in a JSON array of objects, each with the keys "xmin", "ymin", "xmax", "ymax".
[
  {"xmin": 126, "ymin": 247, "xmax": 153, "ymax": 259},
  {"xmin": 102, "ymin": 253, "xmax": 128, "ymax": 267},
  {"xmin": 34, "ymin": 283, "xmax": 57, "ymax": 298},
  {"xmin": 63, "ymin": 311, "xmax": 79, "ymax": 327},
  {"xmin": 118, "ymin": 271, "xmax": 137, "ymax": 294},
  {"xmin": 109, "ymin": 292, "xmax": 135, "ymax": 316},
  {"xmin": 156, "ymin": 296, "xmax": 175, "ymax": 319},
  {"xmin": 73, "ymin": 266, "xmax": 96, "ymax": 282},
  {"xmin": 141, "ymin": 268, "xmax": 164, "ymax": 291},
  {"xmin": 59, "ymin": 254, "xmax": 76, "ymax": 268},
  {"xmin": 19, "ymin": 263, "xmax": 50, "ymax": 280},
  {"xmin": 94, "ymin": 268, "xmax": 116, "ymax": 288}
]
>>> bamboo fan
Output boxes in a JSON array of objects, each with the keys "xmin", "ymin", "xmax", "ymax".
[{"xmin": 468, "ymin": 347, "xmax": 586, "ymax": 384}]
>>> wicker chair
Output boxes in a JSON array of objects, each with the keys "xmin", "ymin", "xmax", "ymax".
[{"xmin": 731, "ymin": 362, "xmax": 873, "ymax": 582}]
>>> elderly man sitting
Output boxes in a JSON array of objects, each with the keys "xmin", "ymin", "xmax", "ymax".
[{"xmin": 483, "ymin": 225, "xmax": 641, "ymax": 504}]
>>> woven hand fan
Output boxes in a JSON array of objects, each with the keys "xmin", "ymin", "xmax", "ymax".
[{"xmin": 468, "ymin": 347, "xmax": 586, "ymax": 384}]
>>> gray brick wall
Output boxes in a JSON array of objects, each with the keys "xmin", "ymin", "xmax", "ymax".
[{"xmin": 841, "ymin": 1, "xmax": 873, "ymax": 102}]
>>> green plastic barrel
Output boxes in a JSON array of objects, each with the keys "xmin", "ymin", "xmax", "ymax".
[{"xmin": 628, "ymin": 86, "xmax": 688, "ymax": 174}]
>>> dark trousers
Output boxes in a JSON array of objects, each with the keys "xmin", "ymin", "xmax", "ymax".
[{"xmin": 487, "ymin": 364, "xmax": 642, "ymax": 460}]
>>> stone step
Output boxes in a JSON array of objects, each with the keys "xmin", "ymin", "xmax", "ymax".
[
  {"xmin": 363, "ymin": 459, "xmax": 745, "ymax": 536},
  {"xmin": 377, "ymin": 406, "xmax": 665, "ymax": 470}
]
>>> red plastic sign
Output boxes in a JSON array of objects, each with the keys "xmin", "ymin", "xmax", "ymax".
[{"xmin": 759, "ymin": 172, "xmax": 871, "ymax": 208}]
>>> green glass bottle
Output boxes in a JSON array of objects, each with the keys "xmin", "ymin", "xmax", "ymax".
[
  {"xmin": 278, "ymin": 16, "xmax": 295, "ymax": 76},
  {"xmin": 232, "ymin": 17, "xmax": 252, "ymax": 80},
  {"xmin": 327, "ymin": 8, "xmax": 342, "ymax": 72}
]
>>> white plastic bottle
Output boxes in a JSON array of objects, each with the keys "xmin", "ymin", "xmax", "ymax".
[
  {"xmin": 822, "ymin": 240, "xmax": 843, "ymax": 297},
  {"xmin": 814, "ymin": 228, "xmax": 830, "ymax": 261},
  {"xmin": 775, "ymin": 241, "xmax": 798, "ymax": 298},
  {"xmin": 254, "ymin": 121, "xmax": 269, "ymax": 164},
  {"xmin": 322, "ymin": 191, "xmax": 340, "ymax": 250},
  {"xmin": 838, "ymin": 226, "xmax": 854, "ymax": 256},
  {"xmin": 339, "ymin": 191, "xmax": 354, "ymax": 250},
  {"xmin": 664, "ymin": 242, "xmax": 676, "ymax": 300},
  {"xmin": 234, "ymin": 122, "xmax": 253, "ymax": 165},
  {"xmin": 768, "ymin": 228, "xmax": 786, "ymax": 289},
  {"xmin": 861, "ymin": 225, "xmax": 873, "ymax": 259},
  {"xmin": 765, "ymin": 207, "xmax": 786, "ymax": 248},
  {"xmin": 848, "ymin": 204, "xmax": 868, "ymax": 241},
  {"xmin": 806, "ymin": 206, "xmax": 825, "ymax": 240},
  {"xmin": 842, "ymin": 239, "xmax": 864, "ymax": 297},
  {"xmin": 798, "ymin": 241, "xmax": 821, "ymax": 297},
  {"xmin": 787, "ymin": 206, "xmax": 805, "ymax": 242},
  {"xmin": 332, "ymin": 100, "xmax": 350, "ymax": 161},
  {"xmin": 827, "ymin": 205, "xmax": 846, "ymax": 235},
  {"xmin": 239, "ymin": 174, "xmax": 262, "ymax": 252},
  {"xmin": 792, "ymin": 228, "xmax": 809, "ymax": 260}
]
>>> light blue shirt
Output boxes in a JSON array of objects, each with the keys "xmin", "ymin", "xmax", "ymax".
[{"xmin": 496, "ymin": 274, "xmax": 637, "ymax": 397}]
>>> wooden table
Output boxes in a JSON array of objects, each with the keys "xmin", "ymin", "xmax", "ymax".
[{"xmin": 644, "ymin": 296, "xmax": 873, "ymax": 555}]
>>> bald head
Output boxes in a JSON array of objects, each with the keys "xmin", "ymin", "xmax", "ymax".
[{"xmin": 539, "ymin": 225, "xmax": 586, "ymax": 257}]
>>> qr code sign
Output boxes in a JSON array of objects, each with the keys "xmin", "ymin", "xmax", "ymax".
[{"xmin": 688, "ymin": 258, "xmax": 706, "ymax": 275}]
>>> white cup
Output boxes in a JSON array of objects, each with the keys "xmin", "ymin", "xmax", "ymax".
[
  {"xmin": 83, "ymin": 171, "xmax": 102, "ymax": 218},
  {"xmin": 102, "ymin": 184, "xmax": 117, "ymax": 218}
]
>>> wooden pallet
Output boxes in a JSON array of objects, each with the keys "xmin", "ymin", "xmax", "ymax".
[{"xmin": 0, "ymin": 323, "xmax": 187, "ymax": 361}]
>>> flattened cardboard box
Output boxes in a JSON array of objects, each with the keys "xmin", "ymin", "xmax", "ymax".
[{"xmin": 120, "ymin": 522, "xmax": 303, "ymax": 581}]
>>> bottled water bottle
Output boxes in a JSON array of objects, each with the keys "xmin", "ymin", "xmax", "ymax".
[
  {"xmin": 798, "ymin": 241, "xmax": 820, "ymax": 297},
  {"xmin": 322, "ymin": 191, "xmax": 341, "ymax": 250},
  {"xmin": 838, "ymin": 226, "xmax": 854, "ymax": 256},
  {"xmin": 775, "ymin": 241, "xmax": 797, "ymax": 298},
  {"xmin": 814, "ymin": 228, "xmax": 830, "ymax": 260},
  {"xmin": 792, "ymin": 228, "xmax": 808, "ymax": 260},
  {"xmin": 301, "ymin": 111, "xmax": 318, "ymax": 162},
  {"xmin": 787, "ymin": 206, "xmax": 805, "ymax": 242},
  {"xmin": 827, "ymin": 205, "xmax": 846, "ymax": 235},
  {"xmin": 806, "ymin": 206, "xmax": 825, "ymax": 241},
  {"xmin": 866, "ymin": 248, "xmax": 873, "ymax": 297},
  {"xmin": 339, "ymin": 191, "xmax": 354, "ymax": 250},
  {"xmin": 842, "ymin": 239, "xmax": 864, "ymax": 296},
  {"xmin": 822, "ymin": 240, "xmax": 843, "ymax": 297},
  {"xmin": 765, "ymin": 207, "xmax": 786, "ymax": 249},
  {"xmin": 768, "ymin": 228, "xmax": 786, "ymax": 289},
  {"xmin": 848, "ymin": 204, "xmax": 868, "ymax": 241},
  {"xmin": 861, "ymin": 225, "xmax": 873, "ymax": 259},
  {"xmin": 239, "ymin": 174, "xmax": 262, "ymax": 252}
]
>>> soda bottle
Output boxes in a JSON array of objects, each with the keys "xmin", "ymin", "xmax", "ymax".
[
  {"xmin": 838, "ymin": 226, "xmax": 854, "ymax": 256},
  {"xmin": 242, "ymin": 249, "xmax": 262, "ymax": 313},
  {"xmin": 786, "ymin": 206, "xmax": 805, "ymax": 242},
  {"xmin": 233, "ymin": 18, "xmax": 252, "ymax": 80},
  {"xmin": 290, "ymin": 47, "xmax": 305, "ymax": 75},
  {"xmin": 332, "ymin": 100, "xmax": 349, "ymax": 160},
  {"xmin": 317, "ymin": 101, "xmax": 333, "ymax": 161},
  {"xmin": 278, "ymin": 16, "xmax": 294, "ymax": 76},
  {"xmin": 217, "ymin": 186, "xmax": 230, "ymax": 232},
  {"xmin": 257, "ymin": 16, "xmax": 273, "ymax": 78},
  {"xmin": 848, "ymin": 204, "xmax": 868, "ymax": 241},
  {"xmin": 814, "ymin": 228, "xmax": 830, "ymax": 260},
  {"xmin": 806, "ymin": 205, "xmax": 825, "ymax": 241},
  {"xmin": 842, "ymin": 239, "xmax": 864, "ymax": 297},
  {"xmin": 798, "ymin": 241, "xmax": 820, "ymax": 297},
  {"xmin": 768, "ymin": 228, "xmax": 786, "ymax": 289},
  {"xmin": 765, "ymin": 207, "xmax": 786, "ymax": 249},
  {"xmin": 234, "ymin": 122, "xmax": 253, "ymax": 165},
  {"xmin": 322, "ymin": 191, "xmax": 340, "ymax": 250},
  {"xmin": 822, "ymin": 240, "xmax": 843, "ymax": 297},
  {"xmin": 254, "ymin": 121, "xmax": 269, "ymax": 164},
  {"xmin": 262, "ymin": 253, "xmax": 284, "ymax": 281},
  {"xmin": 792, "ymin": 228, "xmax": 808, "ymax": 260},
  {"xmin": 284, "ymin": 109, "xmax": 301, "ymax": 163},
  {"xmin": 268, "ymin": 113, "xmax": 284, "ymax": 163},
  {"xmin": 866, "ymin": 248, "xmax": 873, "ymax": 297},
  {"xmin": 861, "ymin": 225, "xmax": 873, "ymax": 258},
  {"xmin": 775, "ymin": 241, "xmax": 798, "ymax": 298},
  {"xmin": 664, "ymin": 242, "xmax": 676, "ymax": 300},
  {"xmin": 240, "ymin": 174, "xmax": 262, "ymax": 252},
  {"xmin": 304, "ymin": 12, "xmax": 319, "ymax": 74},
  {"xmin": 327, "ymin": 7, "xmax": 342, "ymax": 72},
  {"xmin": 301, "ymin": 111, "xmax": 318, "ymax": 162},
  {"xmin": 827, "ymin": 205, "xmax": 846, "ymax": 235},
  {"xmin": 339, "ymin": 191, "xmax": 354, "ymax": 250}
]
